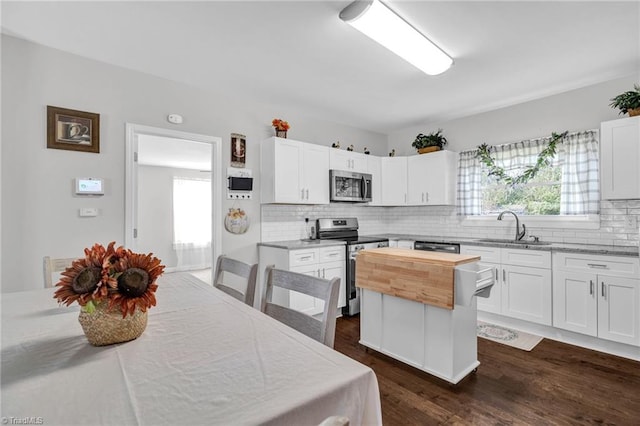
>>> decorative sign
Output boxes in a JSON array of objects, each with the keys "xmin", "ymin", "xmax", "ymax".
[{"xmin": 231, "ymin": 133, "xmax": 246, "ymax": 168}]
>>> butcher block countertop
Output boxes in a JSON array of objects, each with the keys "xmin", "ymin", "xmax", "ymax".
[{"xmin": 356, "ymin": 248, "xmax": 480, "ymax": 310}]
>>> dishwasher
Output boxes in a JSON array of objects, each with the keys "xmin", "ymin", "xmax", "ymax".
[{"xmin": 414, "ymin": 241, "xmax": 460, "ymax": 253}]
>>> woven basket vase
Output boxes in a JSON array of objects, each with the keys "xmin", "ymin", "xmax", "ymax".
[
  {"xmin": 629, "ymin": 108, "xmax": 640, "ymax": 117},
  {"xmin": 78, "ymin": 303, "xmax": 148, "ymax": 346}
]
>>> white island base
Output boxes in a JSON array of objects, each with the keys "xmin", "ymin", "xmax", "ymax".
[{"xmin": 360, "ymin": 288, "xmax": 479, "ymax": 384}]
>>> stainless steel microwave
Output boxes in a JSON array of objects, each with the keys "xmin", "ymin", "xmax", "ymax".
[{"xmin": 329, "ymin": 170, "xmax": 372, "ymax": 203}]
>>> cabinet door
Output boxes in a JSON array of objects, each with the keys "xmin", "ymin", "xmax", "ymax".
[
  {"xmin": 502, "ymin": 265, "xmax": 552, "ymax": 325},
  {"xmin": 302, "ymin": 144, "xmax": 329, "ymax": 204},
  {"xmin": 477, "ymin": 262, "xmax": 502, "ymax": 314},
  {"xmin": 598, "ymin": 275, "xmax": 640, "ymax": 345},
  {"xmin": 380, "ymin": 157, "xmax": 407, "ymax": 205},
  {"xmin": 407, "ymin": 155, "xmax": 429, "ymax": 205},
  {"xmin": 367, "ymin": 156, "xmax": 382, "ymax": 205},
  {"xmin": 600, "ymin": 116, "xmax": 640, "ymax": 200},
  {"xmin": 289, "ymin": 264, "xmax": 324, "ymax": 316},
  {"xmin": 329, "ymin": 149, "xmax": 367, "ymax": 173},
  {"xmin": 320, "ymin": 260, "xmax": 346, "ymax": 309},
  {"xmin": 552, "ymin": 271, "xmax": 597, "ymax": 336},
  {"xmin": 424, "ymin": 151, "xmax": 457, "ymax": 205},
  {"xmin": 273, "ymin": 139, "xmax": 303, "ymax": 203}
]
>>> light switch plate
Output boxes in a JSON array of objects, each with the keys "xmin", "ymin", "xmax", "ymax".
[{"xmin": 80, "ymin": 208, "xmax": 98, "ymax": 217}]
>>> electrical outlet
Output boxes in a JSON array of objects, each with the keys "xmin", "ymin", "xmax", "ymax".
[{"xmin": 624, "ymin": 215, "xmax": 637, "ymax": 229}]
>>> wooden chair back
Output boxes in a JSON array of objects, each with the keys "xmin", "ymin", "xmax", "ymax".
[
  {"xmin": 213, "ymin": 255, "xmax": 258, "ymax": 306},
  {"xmin": 262, "ymin": 266, "xmax": 340, "ymax": 348},
  {"xmin": 43, "ymin": 256, "xmax": 75, "ymax": 288}
]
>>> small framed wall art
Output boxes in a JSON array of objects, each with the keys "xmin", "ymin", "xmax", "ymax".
[
  {"xmin": 230, "ymin": 132, "xmax": 246, "ymax": 168},
  {"xmin": 47, "ymin": 105, "xmax": 100, "ymax": 153}
]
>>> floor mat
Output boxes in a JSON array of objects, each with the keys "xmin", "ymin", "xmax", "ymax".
[{"xmin": 477, "ymin": 321, "xmax": 543, "ymax": 351}]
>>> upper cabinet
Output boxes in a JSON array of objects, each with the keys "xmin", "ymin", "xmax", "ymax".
[
  {"xmin": 407, "ymin": 150, "xmax": 458, "ymax": 205},
  {"xmin": 601, "ymin": 116, "xmax": 640, "ymax": 200},
  {"xmin": 380, "ymin": 157, "xmax": 408, "ymax": 205},
  {"xmin": 329, "ymin": 149, "xmax": 368, "ymax": 173},
  {"xmin": 261, "ymin": 137, "xmax": 329, "ymax": 204}
]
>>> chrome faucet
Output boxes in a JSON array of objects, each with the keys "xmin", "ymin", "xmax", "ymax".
[{"xmin": 497, "ymin": 210, "xmax": 526, "ymax": 241}]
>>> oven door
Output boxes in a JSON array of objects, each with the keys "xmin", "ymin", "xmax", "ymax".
[
  {"xmin": 330, "ymin": 170, "xmax": 372, "ymax": 203},
  {"xmin": 345, "ymin": 249, "xmax": 360, "ymax": 316}
]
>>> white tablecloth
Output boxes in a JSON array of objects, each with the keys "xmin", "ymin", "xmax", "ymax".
[{"xmin": 1, "ymin": 273, "xmax": 382, "ymax": 426}]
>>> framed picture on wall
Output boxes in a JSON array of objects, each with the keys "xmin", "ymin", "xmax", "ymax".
[
  {"xmin": 47, "ymin": 105, "xmax": 100, "ymax": 153},
  {"xmin": 230, "ymin": 133, "xmax": 246, "ymax": 167}
]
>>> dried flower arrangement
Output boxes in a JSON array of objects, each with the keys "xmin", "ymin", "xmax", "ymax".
[{"xmin": 54, "ymin": 242, "xmax": 165, "ymax": 318}]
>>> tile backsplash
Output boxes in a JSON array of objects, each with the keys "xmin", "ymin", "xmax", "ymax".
[{"xmin": 261, "ymin": 200, "xmax": 640, "ymax": 248}]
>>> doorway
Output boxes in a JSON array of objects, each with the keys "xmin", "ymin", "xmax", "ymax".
[{"xmin": 125, "ymin": 124, "xmax": 222, "ymax": 281}]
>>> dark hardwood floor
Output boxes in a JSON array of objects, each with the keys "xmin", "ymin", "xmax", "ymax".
[{"xmin": 334, "ymin": 316, "xmax": 640, "ymax": 425}]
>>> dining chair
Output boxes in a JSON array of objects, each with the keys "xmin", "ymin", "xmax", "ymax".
[
  {"xmin": 213, "ymin": 255, "xmax": 258, "ymax": 306},
  {"xmin": 262, "ymin": 266, "xmax": 340, "ymax": 348},
  {"xmin": 43, "ymin": 256, "xmax": 75, "ymax": 288}
]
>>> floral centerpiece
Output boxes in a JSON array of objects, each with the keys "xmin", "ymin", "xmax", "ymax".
[
  {"xmin": 54, "ymin": 241, "xmax": 165, "ymax": 346},
  {"xmin": 272, "ymin": 118, "xmax": 290, "ymax": 138}
]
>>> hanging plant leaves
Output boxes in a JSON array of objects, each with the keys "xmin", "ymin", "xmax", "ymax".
[{"xmin": 476, "ymin": 131, "xmax": 568, "ymax": 186}]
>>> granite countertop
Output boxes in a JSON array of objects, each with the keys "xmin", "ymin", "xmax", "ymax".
[
  {"xmin": 258, "ymin": 234, "xmax": 638, "ymax": 257},
  {"xmin": 368, "ymin": 234, "xmax": 639, "ymax": 257},
  {"xmin": 258, "ymin": 239, "xmax": 346, "ymax": 250}
]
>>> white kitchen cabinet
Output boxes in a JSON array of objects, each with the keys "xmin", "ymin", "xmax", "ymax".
[
  {"xmin": 553, "ymin": 252, "xmax": 640, "ymax": 346},
  {"xmin": 600, "ymin": 116, "xmax": 640, "ymax": 200},
  {"xmin": 407, "ymin": 150, "xmax": 458, "ymax": 205},
  {"xmin": 261, "ymin": 137, "xmax": 329, "ymax": 204},
  {"xmin": 397, "ymin": 240, "xmax": 414, "ymax": 249},
  {"xmin": 460, "ymin": 245, "xmax": 552, "ymax": 325},
  {"xmin": 367, "ymin": 155, "xmax": 382, "ymax": 205},
  {"xmin": 330, "ymin": 149, "xmax": 368, "ymax": 173},
  {"xmin": 258, "ymin": 245, "xmax": 346, "ymax": 317},
  {"xmin": 380, "ymin": 156, "xmax": 407, "ymax": 206}
]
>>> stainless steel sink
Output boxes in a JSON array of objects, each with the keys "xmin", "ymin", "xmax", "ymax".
[{"xmin": 475, "ymin": 238, "xmax": 551, "ymax": 246}]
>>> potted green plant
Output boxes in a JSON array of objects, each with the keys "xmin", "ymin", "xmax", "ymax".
[
  {"xmin": 412, "ymin": 129, "xmax": 448, "ymax": 154},
  {"xmin": 609, "ymin": 84, "xmax": 640, "ymax": 117}
]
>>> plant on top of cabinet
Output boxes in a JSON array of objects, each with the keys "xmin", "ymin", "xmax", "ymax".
[
  {"xmin": 609, "ymin": 84, "xmax": 640, "ymax": 117},
  {"xmin": 272, "ymin": 118, "xmax": 290, "ymax": 138},
  {"xmin": 412, "ymin": 129, "xmax": 448, "ymax": 154}
]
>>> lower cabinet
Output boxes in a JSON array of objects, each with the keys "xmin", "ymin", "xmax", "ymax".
[
  {"xmin": 460, "ymin": 245, "xmax": 552, "ymax": 325},
  {"xmin": 258, "ymin": 245, "xmax": 346, "ymax": 317},
  {"xmin": 553, "ymin": 252, "xmax": 640, "ymax": 346}
]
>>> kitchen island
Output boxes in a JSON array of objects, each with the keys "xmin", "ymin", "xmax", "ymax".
[{"xmin": 356, "ymin": 248, "xmax": 493, "ymax": 384}]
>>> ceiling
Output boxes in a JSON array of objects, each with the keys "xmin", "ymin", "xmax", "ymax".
[
  {"xmin": 2, "ymin": 1, "xmax": 639, "ymax": 134},
  {"xmin": 137, "ymin": 135, "xmax": 212, "ymax": 171}
]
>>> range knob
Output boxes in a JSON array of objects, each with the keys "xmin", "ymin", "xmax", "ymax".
[{"xmin": 354, "ymin": 245, "xmax": 364, "ymax": 251}]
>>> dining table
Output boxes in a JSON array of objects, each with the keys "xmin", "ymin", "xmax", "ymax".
[{"xmin": 1, "ymin": 272, "xmax": 382, "ymax": 426}]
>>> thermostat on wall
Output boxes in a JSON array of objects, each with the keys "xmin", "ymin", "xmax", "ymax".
[{"xmin": 75, "ymin": 177, "xmax": 104, "ymax": 195}]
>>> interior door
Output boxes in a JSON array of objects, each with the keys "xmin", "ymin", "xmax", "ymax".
[{"xmin": 125, "ymin": 124, "xmax": 222, "ymax": 275}]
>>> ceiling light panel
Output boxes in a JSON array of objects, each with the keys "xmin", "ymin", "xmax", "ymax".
[{"xmin": 340, "ymin": 0, "xmax": 453, "ymax": 75}]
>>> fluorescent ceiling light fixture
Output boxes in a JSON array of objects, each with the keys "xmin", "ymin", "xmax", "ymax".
[{"xmin": 340, "ymin": 0, "xmax": 453, "ymax": 75}]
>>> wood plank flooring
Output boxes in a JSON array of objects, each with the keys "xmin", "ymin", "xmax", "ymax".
[{"xmin": 334, "ymin": 316, "xmax": 640, "ymax": 425}]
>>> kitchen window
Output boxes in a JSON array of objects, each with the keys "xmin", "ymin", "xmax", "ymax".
[{"xmin": 458, "ymin": 130, "xmax": 599, "ymax": 219}]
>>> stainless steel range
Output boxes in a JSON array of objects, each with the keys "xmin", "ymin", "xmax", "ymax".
[{"xmin": 315, "ymin": 218, "xmax": 388, "ymax": 316}]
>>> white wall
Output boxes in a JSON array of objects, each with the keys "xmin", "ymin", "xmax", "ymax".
[
  {"xmin": 0, "ymin": 35, "xmax": 387, "ymax": 292},
  {"xmin": 388, "ymin": 75, "xmax": 637, "ymax": 155}
]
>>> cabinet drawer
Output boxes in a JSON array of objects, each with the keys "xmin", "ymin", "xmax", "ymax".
[
  {"xmin": 460, "ymin": 245, "xmax": 501, "ymax": 263},
  {"xmin": 553, "ymin": 252, "xmax": 640, "ymax": 278},
  {"xmin": 319, "ymin": 245, "xmax": 345, "ymax": 262},
  {"xmin": 501, "ymin": 248, "xmax": 551, "ymax": 268},
  {"xmin": 289, "ymin": 249, "xmax": 319, "ymax": 267}
]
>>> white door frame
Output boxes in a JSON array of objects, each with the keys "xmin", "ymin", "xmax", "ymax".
[{"xmin": 124, "ymin": 123, "xmax": 222, "ymax": 267}]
